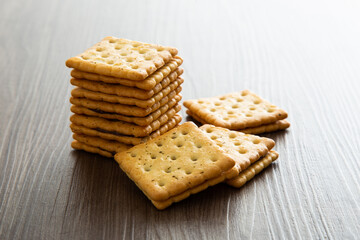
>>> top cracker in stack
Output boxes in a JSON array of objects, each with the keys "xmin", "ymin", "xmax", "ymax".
[
  {"xmin": 66, "ymin": 37, "xmax": 178, "ymax": 80},
  {"xmin": 66, "ymin": 37, "xmax": 184, "ymax": 157}
]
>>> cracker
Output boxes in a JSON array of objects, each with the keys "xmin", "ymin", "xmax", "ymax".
[
  {"xmin": 151, "ymin": 165, "xmax": 239, "ymax": 210},
  {"xmin": 152, "ymin": 150, "xmax": 278, "ymax": 209},
  {"xmin": 71, "ymin": 140, "xmax": 113, "ymax": 158},
  {"xmin": 199, "ymin": 124, "xmax": 275, "ymax": 172},
  {"xmin": 71, "ymin": 75, "xmax": 183, "ymax": 108},
  {"xmin": 183, "ymin": 90, "xmax": 288, "ymax": 129},
  {"xmin": 114, "ymin": 122, "xmax": 236, "ymax": 202},
  {"xmin": 70, "ymin": 69, "xmax": 183, "ymax": 100},
  {"xmin": 66, "ymin": 37, "xmax": 178, "ymax": 80},
  {"xmin": 71, "ymin": 57, "xmax": 183, "ymax": 90},
  {"xmin": 69, "ymin": 103, "xmax": 181, "ymax": 137},
  {"xmin": 70, "ymin": 95, "xmax": 181, "ymax": 126},
  {"xmin": 70, "ymin": 114, "xmax": 182, "ymax": 145},
  {"xmin": 69, "ymin": 88, "xmax": 181, "ymax": 117},
  {"xmin": 187, "ymin": 110, "xmax": 290, "ymax": 134},
  {"xmin": 239, "ymin": 120, "xmax": 290, "ymax": 134},
  {"xmin": 73, "ymin": 133, "xmax": 132, "ymax": 156},
  {"xmin": 226, "ymin": 150, "xmax": 278, "ymax": 188}
]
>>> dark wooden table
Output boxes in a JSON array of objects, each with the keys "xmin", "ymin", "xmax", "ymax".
[{"xmin": 1, "ymin": 0, "xmax": 360, "ymax": 239}]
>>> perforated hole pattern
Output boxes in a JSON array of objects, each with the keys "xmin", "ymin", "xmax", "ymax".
[
  {"xmin": 123, "ymin": 124, "xmax": 228, "ymax": 193},
  {"xmin": 185, "ymin": 90, "xmax": 284, "ymax": 124},
  {"xmin": 76, "ymin": 37, "xmax": 178, "ymax": 78}
]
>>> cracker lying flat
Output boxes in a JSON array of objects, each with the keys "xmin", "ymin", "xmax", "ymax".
[
  {"xmin": 227, "ymin": 150, "xmax": 278, "ymax": 187},
  {"xmin": 183, "ymin": 90, "xmax": 288, "ymax": 129},
  {"xmin": 151, "ymin": 165, "xmax": 238, "ymax": 210},
  {"xmin": 69, "ymin": 88, "xmax": 181, "ymax": 117},
  {"xmin": 239, "ymin": 120, "xmax": 290, "ymax": 134},
  {"xmin": 114, "ymin": 122, "xmax": 236, "ymax": 202},
  {"xmin": 70, "ymin": 114, "xmax": 182, "ymax": 145},
  {"xmin": 187, "ymin": 110, "xmax": 290, "ymax": 134},
  {"xmin": 70, "ymin": 69, "xmax": 183, "ymax": 100},
  {"xmin": 71, "ymin": 56, "xmax": 183, "ymax": 90},
  {"xmin": 151, "ymin": 151, "xmax": 278, "ymax": 209},
  {"xmin": 71, "ymin": 140, "xmax": 114, "ymax": 158},
  {"xmin": 71, "ymin": 74, "xmax": 183, "ymax": 108},
  {"xmin": 70, "ymin": 95, "xmax": 181, "ymax": 126},
  {"xmin": 73, "ymin": 134, "xmax": 132, "ymax": 156},
  {"xmin": 66, "ymin": 37, "xmax": 178, "ymax": 80}
]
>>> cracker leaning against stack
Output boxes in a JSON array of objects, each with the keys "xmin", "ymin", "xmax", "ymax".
[{"xmin": 66, "ymin": 37, "xmax": 184, "ymax": 157}]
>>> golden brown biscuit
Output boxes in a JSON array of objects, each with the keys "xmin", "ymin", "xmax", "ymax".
[
  {"xmin": 114, "ymin": 122, "xmax": 235, "ymax": 205},
  {"xmin": 70, "ymin": 94, "xmax": 181, "ymax": 126},
  {"xmin": 71, "ymin": 75, "xmax": 183, "ymax": 107},
  {"xmin": 66, "ymin": 37, "xmax": 178, "ymax": 80},
  {"xmin": 70, "ymin": 57, "xmax": 183, "ymax": 90},
  {"xmin": 184, "ymin": 90, "xmax": 288, "ymax": 129},
  {"xmin": 70, "ymin": 114, "xmax": 182, "ymax": 145}
]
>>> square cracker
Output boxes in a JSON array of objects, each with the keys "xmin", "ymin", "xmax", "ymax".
[
  {"xmin": 114, "ymin": 122, "xmax": 236, "ymax": 202},
  {"xmin": 151, "ymin": 165, "xmax": 238, "ymax": 210},
  {"xmin": 238, "ymin": 120, "xmax": 290, "ymax": 134},
  {"xmin": 187, "ymin": 110, "xmax": 290, "ymax": 134},
  {"xmin": 66, "ymin": 37, "xmax": 178, "ymax": 80},
  {"xmin": 69, "ymin": 102, "xmax": 181, "ymax": 137},
  {"xmin": 70, "ymin": 114, "xmax": 182, "ymax": 145},
  {"xmin": 70, "ymin": 68, "xmax": 183, "ymax": 100},
  {"xmin": 226, "ymin": 150, "xmax": 278, "ymax": 187},
  {"xmin": 70, "ymin": 72, "xmax": 183, "ymax": 107},
  {"xmin": 152, "ymin": 150, "xmax": 279, "ymax": 209},
  {"xmin": 70, "ymin": 94, "xmax": 181, "ymax": 126},
  {"xmin": 183, "ymin": 90, "xmax": 288, "ymax": 130},
  {"xmin": 71, "ymin": 56, "xmax": 183, "ymax": 90},
  {"xmin": 69, "ymin": 89, "xmax": 181, "ymax": 117},
  {"xmin": 199, "ymin": 124, "xmax": 275, "ymax": 172}
]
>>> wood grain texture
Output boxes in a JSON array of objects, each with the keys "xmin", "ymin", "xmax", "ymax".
[{"xmin": 1, "ymin": 0, "xmax": 360, "ymax": 239}]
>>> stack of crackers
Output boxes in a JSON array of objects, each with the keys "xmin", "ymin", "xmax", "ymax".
[
  {"xmin": 115, "ymin": 122, "xmax": 278, "ymax": 210},
  {"xmin": 66, "ymin": 37, "xmax": 184, "ymax": 157},
  {"xmin": 184, "ymin": 90, "xmax": 290, "ymax": 134},
  {"xmin": 65, "ymin": 37, "xmax": 289, "ymax": 210}
]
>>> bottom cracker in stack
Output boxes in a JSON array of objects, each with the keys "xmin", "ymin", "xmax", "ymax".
[
  {"xmin": 184, "ymin": 90, "xmax": 290, "ymax": 134},
  {"xmin": 115, "ymin": 122, "xmax": 278, "ymax": 210}
]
